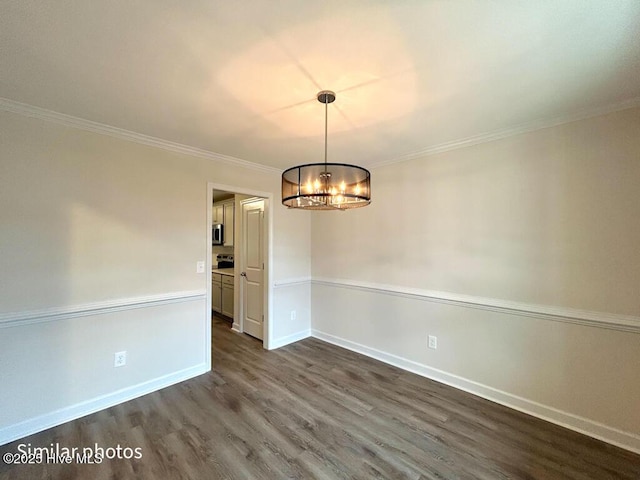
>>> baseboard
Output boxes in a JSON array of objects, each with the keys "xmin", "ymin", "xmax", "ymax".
[
  {"xmin": 311, "ymin": 329, "xmax": 640, "ymax": 455},
  {"xmin": 269, "ymin": 329, "xmax": 311, "ymax": 350},
  {"xmin": 0, "ymin": 363, "xmax": 209, "ymax": 446}
]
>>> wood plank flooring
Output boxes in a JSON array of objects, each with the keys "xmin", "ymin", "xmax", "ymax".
[{"xmin": 1, "ymin": 315, "xmax": 639, "ymax": 479}]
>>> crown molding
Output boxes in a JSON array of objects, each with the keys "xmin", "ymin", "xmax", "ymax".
[
  {"xmin": 370, "ymin": 96, "xmax": 640, "ymax": 169},
  {"xmin": 4, "ymin": 95, "xmax": 639, "ymax": 173},
  {"xmin": 0, "ymin": 97, "xmax": 281, "ymax": 175}
]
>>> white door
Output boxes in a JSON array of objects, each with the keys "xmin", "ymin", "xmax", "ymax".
[{"xmin": 241, "ymin": 199, "xmax": 264, "ymax": 340}]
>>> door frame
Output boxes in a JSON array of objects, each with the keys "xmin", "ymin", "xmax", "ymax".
[{"xmin": 206, "ymin": 182, "xmax": 273, "ymax": 369}]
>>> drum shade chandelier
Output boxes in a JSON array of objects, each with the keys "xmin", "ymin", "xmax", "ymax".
[{"xmin": 282, "ymin": 91, "xmax": 371, "ymax": 210}]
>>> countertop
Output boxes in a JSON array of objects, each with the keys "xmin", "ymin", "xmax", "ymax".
[{"xmin": 212, "ymin": 267, "xmax": 235, "ymax": 277}]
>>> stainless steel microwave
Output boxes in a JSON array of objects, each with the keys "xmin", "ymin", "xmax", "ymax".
[{"xmin": 212, "ymin": 223, "xmax": 224, "ymax": 245}]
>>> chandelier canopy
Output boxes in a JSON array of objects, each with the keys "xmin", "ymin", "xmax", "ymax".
[{"xmin": 282, "ymin": 91, "xmax": 371, "ymax": 210}]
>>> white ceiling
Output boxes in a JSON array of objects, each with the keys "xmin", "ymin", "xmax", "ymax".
[{"xmin": 2, "ymin": 1, "xmax": 640, "ymax": 170}]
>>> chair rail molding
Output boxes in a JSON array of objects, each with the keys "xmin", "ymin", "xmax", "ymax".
[
  {"xmin": 0, "ymin": 290, "xmax": 207, "ymax": 329},
  {"xmin": 311, "ymin": 277, "xmax": 640, "ymax": 334},
  {"xmin": 273, "ymin": 277, "xmax": 312, "ymax": 288}
]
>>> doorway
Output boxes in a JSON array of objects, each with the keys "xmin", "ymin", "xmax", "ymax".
[{"xmin": 205, "ymin": 183, "xmax": 272, "ymax": 370}]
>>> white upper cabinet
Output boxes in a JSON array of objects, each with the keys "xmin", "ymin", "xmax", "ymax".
[
  {"xmin": 223, "ymin": 201, "xmax": 234, "ymax": 247},
  {"xmin": 212, "ymin": 204, "xmax": 224, "ymax": 224},
  {"xmin": 212, "ymin": 198, "xmax": 235, "ymax": 247}
]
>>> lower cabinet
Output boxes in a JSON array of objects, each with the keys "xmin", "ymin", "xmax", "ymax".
[
  {"xmin": 212, "ymin": 273, "xmax": 234, "ymax": 318},
  {"xmin": 212, "ymin": 273, "xmax": 222, "ymax": 313},
  {"xmin": 222, "ymin": 276, "xmax": 234, "ymax": 318}
]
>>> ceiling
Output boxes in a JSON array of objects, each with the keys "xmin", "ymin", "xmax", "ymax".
[{"xmin": 2, "ymin": 1, "xmax": 640, "ymax": 170}]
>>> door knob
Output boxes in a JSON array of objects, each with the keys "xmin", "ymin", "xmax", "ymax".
[{"xmin": 240, "ymin": 272, "xmax": 247, "ymax": 277}]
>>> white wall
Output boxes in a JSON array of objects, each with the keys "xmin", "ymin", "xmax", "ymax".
[
  {"xmin": 0, "ymin": 109, "xmax": 311, "ymax": 444},
  {"xmin": 3, "ymin": 102, "xmax": 638, "ymax": 452},
  {"xmin": 311, "ymin": 106, "xmax": 640, "ymax": 452}
]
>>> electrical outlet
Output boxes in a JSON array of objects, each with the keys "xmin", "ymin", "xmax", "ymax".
[
  {"xmin": 196, "ymin": 261, "xmax": 205, "ymax": 273},
  {"xmin": 114, "ymin": 351, "xmax": 127, "ymax": 367},
  {"xmin": 428, "ymin": 335, "xmax": 437, "ymax": 350},
  {"xmin": 290, "ymin": 310, "xmax": 297, "ymax": 321}
]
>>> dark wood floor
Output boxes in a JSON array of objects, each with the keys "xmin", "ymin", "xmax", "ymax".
[{"xmin": 1, "ymin": 315, "xmax": 639, "ymax": 479}]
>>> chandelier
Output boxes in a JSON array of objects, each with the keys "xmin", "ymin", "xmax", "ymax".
[{"xmin": 281, "ymin": 91, "xmax": 371, "ymax": 210}]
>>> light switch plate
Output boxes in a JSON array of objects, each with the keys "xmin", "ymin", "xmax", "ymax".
[{"xmin": 196, "ymin": 261, "xmax": 205, "ymax": 273}]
